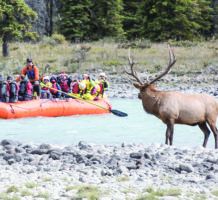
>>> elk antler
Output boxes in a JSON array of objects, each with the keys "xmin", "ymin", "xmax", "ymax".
[
  {"xmin": 125, "ymin": 48, "xmax": 143, "ymax": 85},
  {"xmin": 149, "ymin": 45, "xmax": 176, "ymax": 84}
]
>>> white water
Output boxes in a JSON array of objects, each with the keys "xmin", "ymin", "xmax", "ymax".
[{"xmin": 0, "ymin": 98, "xmax": 217, "ymax": 149}]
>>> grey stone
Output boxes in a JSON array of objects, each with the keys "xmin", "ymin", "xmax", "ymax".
[
  {"xmin": 39, "ymin": 144, "xmax": 51, "ymax": 150},
  {"xmin": 1, "ymin": 140, "xmax": 17, "ymax": 146},
  {"xmin": 206, "ymin": 174, "xmax": 216, "ymax": 180},
  {"xmin": 179, "ymin": 164, "xmax": 194, "ymax": 173},
  {"xmin": 130, "ymin": 152, "xmax": 142, "ymax": 159},
  {"xmin": 49, "ymin": 150, "xmax": 62, "ymax": 160},
  {"xmin": 30, "ymin": 149, "xmax": 48, "ymax": 155},
  {"xmin": 144, "ymin": 152, "xmax": 151, "ymax": 159}
]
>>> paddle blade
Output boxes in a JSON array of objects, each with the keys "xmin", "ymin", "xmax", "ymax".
[{"xmin": 110, "ymin": 109, "xmax": 128, "ymax": 117}]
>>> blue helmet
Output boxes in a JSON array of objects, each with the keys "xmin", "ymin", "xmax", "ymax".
[{"xmin": 77, "ymin": 75, "xmax": 83, "ymax": 80}]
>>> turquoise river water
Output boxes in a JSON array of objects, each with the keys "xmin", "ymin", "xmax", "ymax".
[{"xmin": 0, "ymin": 98, "xmax": 217, "ymax": 149}]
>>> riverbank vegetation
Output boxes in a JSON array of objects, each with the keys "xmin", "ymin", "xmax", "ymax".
[
  {"xmin": 0, "ymin": 37, "xmax": 217, "ymax": 78},
  {"xmin": 0, "ymin": 0, "xmax": 217, "ymax": 57}
]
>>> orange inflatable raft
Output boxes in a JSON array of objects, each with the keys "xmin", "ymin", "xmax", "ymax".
[{"xmin": 0, "ymin": 98, "xmax": 111, "ymax": 119}]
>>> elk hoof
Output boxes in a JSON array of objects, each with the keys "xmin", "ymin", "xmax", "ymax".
[{"xmin": 138, "ymin": 93, "xmax": 142, "ymax": 99}]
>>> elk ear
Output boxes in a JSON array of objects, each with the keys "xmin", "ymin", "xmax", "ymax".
[{"xmin": 133, "ymin": 83, "xmax": 141, "ymax": 89}]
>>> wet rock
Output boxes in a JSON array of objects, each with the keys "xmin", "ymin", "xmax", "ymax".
[
  {"xmin": 144, "ymin": 152, "xmax": 151, "ymax": 159},
  {"xmin": 179, "ymin": 164, "xmax": 194, "ymax": 173},
  {"xmin": 30, "ymin": 149, "xmax": 48, "ymax": 155},
  {"xmin": 3, "ymin": 154, "xmax": 14, "ymax": 161},
  {"xmin": 49, "ymin": 150, "xmax": 62, "ymax": 160},
  {"xmin": 1, "ymin": 139, "xmax": 17, "ymax": 146},
  {"xmin": 130, "ymin": 152, "xmax": 142, "ymax": 159},
  {"xmin": 15, "ymin": 147, "xmax": 24, "ymax": 153},
  {"xmin": 39, "ymin": 143, "xmax": 51, "ymax": 150},
  {"xmin": 204, "ymin": 158, "xmax": 217, "ymax": 164},
  {"xmin": 206, "ymin": 174, "xmax": 216, "ymax": 180},
  {"xmin": 75, "ymin": 154, "xmax": 88, "ymax": 164},
  {"xmin": 78, "ymin": 141, "xmax": 91, "ymax": 150}
]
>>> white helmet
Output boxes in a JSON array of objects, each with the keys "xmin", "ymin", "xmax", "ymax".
[{"xmin": 99, "ymin": 72, "xmax": 106, "ymax": 77}]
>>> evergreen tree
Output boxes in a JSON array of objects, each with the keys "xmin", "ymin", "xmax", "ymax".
[
  {"xmin": 137, "ymin": 0, "xmax": 212, "ymax": 41},
  {"xmin": 58, "ymin": 0, "xmax": 92, "ymax": 42},
  {"xmin": 91, "ymin": 0, "xmax": 124, "ymax": 39},
  {"xmin": 122, "ymin": 0, "xmax": 141, "ymax": 39},
  {"xmin": 0, "ymin": 0, "xmax": 38, "ymax": 57},
  {"xmin": 193, "ymin": 0, "xmax": 213, "ymax": 38}
]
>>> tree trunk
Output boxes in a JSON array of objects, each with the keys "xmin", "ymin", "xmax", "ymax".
[
  {"xmin": 49, "ymin": 0, "xmax": 53, "ymax": 36},
  {"xmin": 3, "ymin": 34, "xmax": 9, "ymax": 57},
  {"xmin": 45, "ymin": 0, "xmax": 49, "ymax": 36}
]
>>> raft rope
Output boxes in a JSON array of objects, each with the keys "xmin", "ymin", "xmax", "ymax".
[
  {"xmin": 7, "ymin": 99, "xmax": 54, "ymax": 112},
  {"xmin": 7, "ymin": 98, "xmax": 84, "ymax": 113},
  {"xmin": 9, "ymin": 105, "xmax": 15, "ymax": 114}
]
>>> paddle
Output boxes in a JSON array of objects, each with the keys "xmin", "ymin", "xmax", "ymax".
[{"xmin": 41, "ymin": 83, "xmax": 128, "ymax": 117}]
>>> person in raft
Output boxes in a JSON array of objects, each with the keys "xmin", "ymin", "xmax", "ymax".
[
  {"xmin": 50, "ymin": 76, "xmax": 61, "ymax": 98},
  {"xmin": 83, "ymin": 75, "xmax": 100, "ymax": 100},
  {"xmin": 71, "ymin": 75, "xmax": 86, "ymax": 98},
  {"xmin": 0, "ymin": 76, "xmax": 8, "ymax": 102},
  {"xmin": 18, "ymin": 75, "xmax": 33, "ymax": 101},
  {"xmin": 98, "ymin": 72, "xmax": 109, "ymax": 98},
  {"xmin": 16, "ymin": 58, "xmax": 40, "ymax": 99},
  {"xmin": 40, "ymin": 76, "xmax": 52, "ymax": 99},
  {"xmin": 6, "ymin": 76, "xmax": 19, "ymax": 103},
  {"xmin": 57, "ymin": 71, "xmax": 72, "ymax": 98}
]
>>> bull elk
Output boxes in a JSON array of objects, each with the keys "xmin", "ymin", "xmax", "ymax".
[{"xmin": 126, "ymin": 46, "xmax": 218, "ymax": 149}]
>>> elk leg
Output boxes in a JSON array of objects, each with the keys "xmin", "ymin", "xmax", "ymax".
[
  {"xmin": 198, "ymin": 122, "xmax": 210, "ymax": 148},
  {"xmin": 165, "ymin": 119, "xmax": 174, "ymax": 145},
  {"xmin": 207, "ymin": 121, "xmax": 218, "ymax": 149}
]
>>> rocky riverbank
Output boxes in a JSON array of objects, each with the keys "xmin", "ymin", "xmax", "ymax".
[
  {"xmin": 0, "ymin": 139, "xmax": 217, "ymax": 200},
  {"xmin": 104, "ymin": 66, "xmax": 218, "ymax": 99}
]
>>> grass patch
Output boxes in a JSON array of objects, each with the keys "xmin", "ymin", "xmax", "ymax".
[
  {"xmin": 212, "ymin": 190, "xmax": 218, "ymax": 196},
  {"xmin": 116, "ymin": 176, "xmax": 130, "ymax": 182},
  {"xmin": 66, "ymin": 185, "xmax": 77, "ymax": 192},
  {"xmin": 0, "ymin": 194, "xmax": 21, "ymax": 200},
  {"xmin": 122, "ymin": 188, "xmax": 136, "ymax": 194},
  {"xmin": 21, "ymin": 189, "xmax": 33, "ymax": 196},
  {"xmin": 41, "ymin": 177, "xmax": 53, "ymax": 182},
  {"xmin": 6, "ymin": 186, "xmax": 19, "ymax": 193},
  {"xmin": 145, "ymin": 187, "xmax": 181, "ymax": 197},
  {"xmin": 76, "ymin": 185, "xmax": 100, "ymax": 200},
  {"xmin": 136, "ymin": 193, "xmax": 159, "ymax": 200},
  {"xmin": 193, "ymin": 194, "xmax": 207, "ymax": 200},
  {"xmin": 25, "ymin": 182, "xmax": 39, "ymax": 188},
  {"xmin": 36, "ymin": 191, "xmax": 50, "ymax": 199}
]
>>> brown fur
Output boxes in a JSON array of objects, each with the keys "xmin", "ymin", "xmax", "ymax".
[{"xmin": 134, "ymin": 83, "xmax": 218, "ymax": 149}]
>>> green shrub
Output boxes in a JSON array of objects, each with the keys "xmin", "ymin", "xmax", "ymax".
[
  {"xmin": 52, "ymin": 33, "xmax": 66, "ymax": 44},
  {"xmin": 170, "ymin": 40, "xmax": 204, "ymax": 47},
  {"xmin": 103, "ymin": 60, "xmax": 122, "ymax": 66}
]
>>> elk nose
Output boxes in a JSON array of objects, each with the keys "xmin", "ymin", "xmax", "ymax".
[{"xmin": 138, "ymin": 93, "xmax": 142, "ymax": 99}]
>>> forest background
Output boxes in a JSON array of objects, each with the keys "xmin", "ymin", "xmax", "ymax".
[{"xmin": 0, "ymin": 0, "xmax": 217, "ymax": 77}]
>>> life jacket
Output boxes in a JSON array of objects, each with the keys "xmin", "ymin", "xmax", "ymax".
[
  {"xmin": 59, "ymin": 81, "xmax": 69, "ymax": 92},
  {"xmin": 7, "ymin": 81, "xmax": 19, "ymax": 97},
  {"xmin": 99, "ymin": 83, "xmax": 104, "ymax": 94},
  {"xmin": 19, "ymin": 80, "xmax": 32, "ymax": 96},
  {"xmin": 72, "ymin": 82, "xmax": 85, "ymax": 95},
  {"xmin": 40, "ymin": 82, "xmax": 52, "ymax": 92},
  {"xmin": 98, "ymin": 80, "xmax": 109, "ymax": 95},
  {"xmin": 26, "ymin": 66, "xmax": 35, "ymax": 80},
  {"xmin": 50, "ymin": 83, "xmax": 60, "ymax": 94},
  {"xmin": 0, "ymin": 82, "xmax": 7, "ymax": 98}
]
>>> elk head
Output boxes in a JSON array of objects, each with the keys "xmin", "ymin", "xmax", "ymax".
[{"xmin": 125, "ymin": 45, "xmax": 176, "ymax": 97}]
